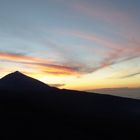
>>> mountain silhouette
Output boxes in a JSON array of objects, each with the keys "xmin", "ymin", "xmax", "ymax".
[
  {"xmin": 0, "ymin": 71, "xmax": 55, "ymax": 91},
  {"xmin": 0, "ymin": 71, "xmax": 140, "ymax": 139}
]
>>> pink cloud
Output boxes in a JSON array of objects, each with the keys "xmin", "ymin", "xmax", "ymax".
[
  {"xmin": 71, "ymin": 1, "xmax": 131, "ymax": 26},
  {"xmin": 54, "ymin": 28, "xmax": 140, "ymax": 71},
  {"xmin": 0, "ymin": 52, "xmax": 80, "ymax": 76}
]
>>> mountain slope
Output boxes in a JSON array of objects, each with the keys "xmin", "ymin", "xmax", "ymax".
[
  {"xmin": 0, "ymin": 71, "xmax": 56, "ymax": 91},
  {"xmin": 0, "ymin": 71, "xmax": 140, "ymax": 139}
]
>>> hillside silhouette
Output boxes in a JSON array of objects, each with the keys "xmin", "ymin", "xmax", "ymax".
[
  {"xmin": 0, "ymin": 71, "xmax": 55, "ymax": 91},
  {"xmin": 0, "ymin": 71, "xmax": 140, "ymax": 139}
]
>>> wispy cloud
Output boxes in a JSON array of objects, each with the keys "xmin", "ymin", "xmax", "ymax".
[
  {"xmin": 70, "ymin": 0, "xmax": 132, "ymax": 27},
  {"xmin": 52, "ymin": 28, "xmax": 140, "ymax": 73},
  {"xmin": 0, "ymin": 31, "xmax": 140, "ymax": 77},
  {"xmin": 52, "ymin": 29, "xmax": 120, "ymax": 50},
  {"xmin": 49, "ymin": 83, "xmax": 65, "ymax": 88},
  {"xmin": 88, "ymin": 87, "xmax": 140, "ymax": 99},
  {"xmin": 0, "ymin": 51, "xmax": 80, "ymax": 76},
  {"xmin": 21, "ymin": 61, "xmax": 80, "ymax": 76},
  {"xmin": 0, "ymin": 52, "xmax": 51, "ymax": 63},
  {"xmin": 119, "ymin": 72, "xmax": 140, "ymax": 79}
]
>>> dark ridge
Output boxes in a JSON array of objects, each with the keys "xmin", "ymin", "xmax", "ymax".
[
  {"xmin": 0, "ymin": 71, "xmax": 140, "ymax": 139},
  {"xmin": 0, "ymin": 71, "xmax": 56, "ymax": 92},
  {"xmin": 1, "ymin": 71, "xmax": 26, "ymax": 79}
]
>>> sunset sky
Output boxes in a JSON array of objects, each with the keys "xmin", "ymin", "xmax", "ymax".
[{"xmin": 0, "ymin": 0, "xmax": 140, "ymax": 92}]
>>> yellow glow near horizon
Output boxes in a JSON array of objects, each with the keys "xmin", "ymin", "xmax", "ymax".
[
  {"xmin": 0, "ymin": 58, "xmax": 140, "ymax": 91},
  {"xmin": 0, "ymin": 69, "xmax": 139, "ymax": 91},
  {"xmin": 24, "ymin": 66, "xmax": 140, "ymax": 91}
]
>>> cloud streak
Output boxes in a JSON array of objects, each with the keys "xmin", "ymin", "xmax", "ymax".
[
  {"xmin": 49, "ymin": 83, "xmax": 65, "ymax": 88},
  {"xmin": 120, "ymin": 72, "xmax": 140, "ymax": 79},
  {"xmin": 70, "ymin": 0, "xmax": 132, "ymax": 27},
  {"xmin": 87, "ymin": 87, "xmax": 140, "ymax": 99},
  {"xmin": 0, "ymin": 31, "xmax": 140, "ymax": 77},
  {"xmin": 53, "ymin": 28, "xmax": 140, "ymax": 73},
  {"xmin": 0, "ymin": 52, "xmax": 51, "ymax": 63},
  {"xmin": 0, "ymin": 52, "xmax": 80, "ymax": 76}
]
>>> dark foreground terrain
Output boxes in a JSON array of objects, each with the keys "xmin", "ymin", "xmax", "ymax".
[{"xmin": 0, "ymin": 71, "xmax": 140, "ymax": 139}]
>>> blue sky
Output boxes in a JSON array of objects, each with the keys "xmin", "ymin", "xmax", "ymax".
[{"xmin": 0, "ymin": 0, "xmax": 140, "ymax": 92}]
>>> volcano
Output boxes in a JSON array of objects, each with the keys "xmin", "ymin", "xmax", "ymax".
[
  {"xmin": 0, "ymin": 71, "xmax": 55, "ymax": 91},
  {"xmin": 0, "ymin": 71, "xmax": 140, "ymax": 139}
]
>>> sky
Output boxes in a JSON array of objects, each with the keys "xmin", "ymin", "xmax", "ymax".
[{"xmin": 0, "ymin": 0, "xmax": 140, "ymax": 94}]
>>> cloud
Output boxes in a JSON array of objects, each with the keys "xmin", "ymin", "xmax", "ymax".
[
  {"xmin": 0, "ymin": 51, "xmax": 81, "ymax": 76},
  {"xmin": 66, "ymin": 0, "xmax": 140, "ymax": 41},
  {"xmin": 47, "ymin": 24, "xmax": 140, "ymax": 75},
  {"xmin": 87, "ymin": 87, "xmax": 140, "ymax": 99},
  {"xmin": 23, "ymin": 62, "xmax": 80, "ymax": 76},
  {"xmin": 52, "ymin": 29, "xmax": 120, "ymax": 50},
  {"xmin": 70, "ymin": 1, "xmax": 131, "ymax": 27},
  {"xmin": 49, "ymin": 84, "xmax": 65, "ymax": 88},
  {"xmin": 53, "ymin": 28, "xmax": 140, "ymax": 73},
  {"xmin": 119, "ymin": 72, "xmax": 140, "ymax": 79},
  {"xmin": 0, "ymin": 52, "xmax": 51, "ymax": 63},
  {"xmin": 0, "ymin": 31, "xmax": 140, "ymax": 77}
]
